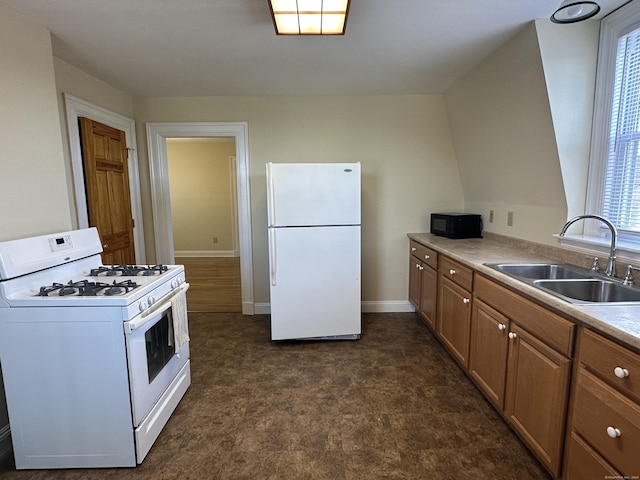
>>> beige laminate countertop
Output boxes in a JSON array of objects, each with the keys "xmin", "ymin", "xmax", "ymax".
[{"xmin": 408, "ymin": 233, "xmax": 640, "ymax": 352}]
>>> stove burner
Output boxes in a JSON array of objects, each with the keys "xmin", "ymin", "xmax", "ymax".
[
  {"xmin": 90, "ymin": 265, "xmax": 169, "ymax": 277},
  {"xmin": 37, "ymin": 279, "xmax": 139, "ymax": 297}
]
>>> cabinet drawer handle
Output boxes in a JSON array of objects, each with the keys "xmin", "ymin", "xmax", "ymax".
[
  {"xmin": 463, "ymin": 297, "xmax": 470, "ymax": 304},
  {"xmin": 449, "ymin": 269, "xmax": 456, "ymax": 275},
  {"xmin": 508, "ymin": 332, "xmax": 517, "ymax": 340},
  {"xmin": 606, "ymin": 426, "xmax": 621, "ymax": 438},
  {"xmin": 411, "ymin": 247, "xmax": 417, "ymax": 252},
  {"xmin": 498, "ymin": 323, "xmax": 506, "ymax": 331},
  {"xmin": 425, "ymin": 254, "xmax": 430, "ymax": 260},
  {"xmin": 614, "ymin": 367, "xmax": 630, "ymax": 379}
]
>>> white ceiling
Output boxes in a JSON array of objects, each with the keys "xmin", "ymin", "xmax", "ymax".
[{"xmin": 0, "ymin": 0, "xmax": 631, "ymax": 97}]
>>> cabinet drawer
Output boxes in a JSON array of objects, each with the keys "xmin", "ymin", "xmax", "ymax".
[
  {"xmin": 564, "ymin": 432, "xmax": 620, "ymax": 480},
  {"xmin": 474, "ymin": 275, "xmax": 575, "ymax": 357},
  {"xmin": 580, "ymin": 328, "xmax": 640, "ymax": 402},
  {"xmin": 573, "ymin": 369, "xmax": 640, "ymax": 475},
  {"xmin": 439, "ymin": 256, "xmax": 472, "ymax": 291},
  {"xmin": 409, "ymin": 240, "xmax": 437, "ymax": 269}
]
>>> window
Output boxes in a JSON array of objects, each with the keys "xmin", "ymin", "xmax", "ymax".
[{"xmin": 588, "ymin": 1, "xmax": 640, "ymax": 244}]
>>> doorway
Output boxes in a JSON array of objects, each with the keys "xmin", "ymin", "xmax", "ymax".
[
  {"xmin": 147, "ymin": 122, "xmax": 254, "ymax": 315},
  {"xmin": 167, "ymin": 138, "xmax": 241, "ymax": 312},
  {"xmin": 64, "ymin": 94, "xmax": 146, "ymax": 263}
]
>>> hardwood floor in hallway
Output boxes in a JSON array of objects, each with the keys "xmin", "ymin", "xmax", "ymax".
[{"xmin": 176, "ymin": 256, "xmax": 241, "ymax": 313}]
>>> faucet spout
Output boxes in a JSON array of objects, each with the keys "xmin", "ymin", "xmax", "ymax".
[{"xmin": 559, "ymin": 214, "xmax": 617, "ymax": 277}]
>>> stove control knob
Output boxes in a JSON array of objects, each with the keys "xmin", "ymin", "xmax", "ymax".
[
  {"xmin": 139, "ymin": 300, "xmax": 149, "ymax": 312},
  {"xmin": 148, "ymin": 296, "xmax": 155, "ymax": 306}
]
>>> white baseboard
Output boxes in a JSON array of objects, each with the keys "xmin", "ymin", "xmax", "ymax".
[
  {"xmin": 0, "ymin": 424, "xmax": 11, "ymax": 459},
  {"xmin": 361, "ymin": 301, "xmax": 415, "ymax": 313},
  {"xmin": 174, "ymin": 250, "xmax": 237, "ymax": 258},
  {"xmin": 252, "ymin": 300, "xmax": 414, "ymax": 315}
]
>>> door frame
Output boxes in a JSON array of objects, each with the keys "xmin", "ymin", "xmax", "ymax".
[
  {"xmin": 64, "ymin": 93, "xmax": 146, "ymax": 263},
  {"xmin": 146, "ymin": 122, "xmax": 254, "ymax": 315}
]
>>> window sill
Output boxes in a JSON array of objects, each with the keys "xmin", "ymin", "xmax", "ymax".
[{"xmin": 554, "ymin": 234, "xmax": 640, "ymax": 264}]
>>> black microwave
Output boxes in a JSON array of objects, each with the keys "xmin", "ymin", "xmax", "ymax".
[{"xmin": 430, "ymin": 212, "xmax": 482, "ymax": 239}]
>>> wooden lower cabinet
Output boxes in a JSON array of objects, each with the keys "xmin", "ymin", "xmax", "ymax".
[
  {"xmin": 469, "ymin": 300, "xmax": 571, "ymax": 478},
  {"xmin": 409, "ymin": 241, "xmax": 438, "ymax": 330},
  {"xmin": 564, "ymin": 328, "xmax": 640, "ymax": 478},
  {"xmin": 504, "ymin": 324, "xmax": 571, "ymax": 477},
  {"xmin": 437, "ymin": 276, "xmax": 472, "ymax": 367}
]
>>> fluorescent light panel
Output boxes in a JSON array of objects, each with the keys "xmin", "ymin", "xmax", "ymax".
[{"xmin": 269, "ymin": 0, "xmax": 350, "ymax": 35}]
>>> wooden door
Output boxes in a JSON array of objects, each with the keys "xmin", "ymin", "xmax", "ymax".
[
  {"xmin": 418, "ymin": 264, "xmax": 437, "ymax": 331},
  {"xmin": 468, "ymin": 299, "xmax": 509, "ymax": 409},
  {"xmin": 437, "ymin": 276, "xmax": 472, "ymax": 367},
  {"xmin": 80, "ymin": 118, "xmax": 135, "ymax": 265},
  {"xmin": 504, "ymin": 323, "xmax": 571, "ymax": 477}
]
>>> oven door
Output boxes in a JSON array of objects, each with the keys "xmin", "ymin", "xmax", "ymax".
[{"xmin": 124, "ymin": 283, "xmax": 190, "ymax": 427}]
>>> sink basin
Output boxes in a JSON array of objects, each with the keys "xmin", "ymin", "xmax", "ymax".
[
  {"xmin": 533, "ymin": 279, "xmax": 640, "ymax": 304},
  {"xmin": 485, "ymin": 262, "xmax": 640, "ymax": 304},
  {"xmin": 488, "ymin": 263, "xmax": 593, "ymax": 280}
]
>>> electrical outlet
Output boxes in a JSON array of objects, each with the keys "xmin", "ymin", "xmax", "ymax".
[
  {"xmin": 213, "ymin": 237, "xmax": 218, "ymax": 244},
  {"xmin": 507, "ymin": 211, "xmax": 514, "ymax": 227},
  {"xmin": 489, "ymin": 210, "xmax": 494, "ymax": 223}
]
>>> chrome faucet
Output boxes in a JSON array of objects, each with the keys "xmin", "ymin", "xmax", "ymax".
[{"xmin": 559, "ymin": 214, "xmax": 618, "ymax": 277}]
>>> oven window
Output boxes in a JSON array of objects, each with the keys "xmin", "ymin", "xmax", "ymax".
[{"xmin": 145, "ymin": 310, "xmax": 174, "ymax": 383}]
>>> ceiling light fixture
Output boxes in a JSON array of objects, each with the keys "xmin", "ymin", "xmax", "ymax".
[
  {"xmin": 268, "ymin": 0, "xmax": 351, "ymax": 35},
  {"xmin": 550, "ymin": 0, "xmax": 601, "ymax": 23}
]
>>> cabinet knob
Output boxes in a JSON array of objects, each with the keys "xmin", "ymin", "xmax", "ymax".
[
  {"xmin": 498, "ymin": 323, "xmax": 506, "ymax": 331},
  {"xmin": 614, "ymin": 367, "xmax": 629, "ymax": 379},
  {"xmin": 508, "ymin": 332, "xmax": 517, "ymax": 340},
  {"xmin": 463, "ymin": 297, "xmax": 470, "ymax": 304},
  {"xmin": 411, "ymin": 247, "xmax": 417, "ymax": 252},
  {"xmin": 449, "ymin": 269, "xmax": 456, "ymax": 275},
  {"xmin": 606, "ymin": 426, "xmax": 622, "ymax": 438},
  {"xmin": 425, "ymin": 254, "xmax": 430, "ymax": 260}
]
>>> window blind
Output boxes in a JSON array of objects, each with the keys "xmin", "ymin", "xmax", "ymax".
[{"xmin": 602, "ymin": 26, "xmax": 640, "ymax": 232}]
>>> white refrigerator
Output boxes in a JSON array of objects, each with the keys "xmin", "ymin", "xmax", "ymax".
[{"xmin": 266, "ymin": 162, "xmax": 361, "ymax": 341}]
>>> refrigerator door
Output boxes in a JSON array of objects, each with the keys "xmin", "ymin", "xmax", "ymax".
[
  {"xmin": 267, "ymin": 163, "xmax": 361, "ymax": 227},
  {"xmin": 269, "ymin": 225, "xmax": 361, "ymax": 340}
]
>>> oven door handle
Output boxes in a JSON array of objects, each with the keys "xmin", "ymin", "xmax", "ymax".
[{"xmin": 124, "ymin": 282, "xmax": 190, "ymax": 334}]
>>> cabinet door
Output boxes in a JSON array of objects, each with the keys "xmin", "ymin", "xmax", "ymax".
[
  {"xmin": 418, "ymin": 265, "xmax": 437, "ymax": 331},
  {"xmin": 564, "ymin": 433, "xmax": 621, "ymax": 480},
  {"xmin": 469, "ymin": 299, "xmax": 509, "ymax": 409},
  {"xmin": 437, "ymin": 276, "xmax": 472, "ymax": 367},
  {"xmin": 408, "ymin": 257, "xmax": 422, "ymax": 309},
  {"xmin": 504, "ymin": 323, "xmax": 571, "ymax": 478}
]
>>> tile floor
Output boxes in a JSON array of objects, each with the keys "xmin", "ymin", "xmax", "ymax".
[{"xmin": 0, "ymin": 313, "xmax": 551, "ymax": 479}]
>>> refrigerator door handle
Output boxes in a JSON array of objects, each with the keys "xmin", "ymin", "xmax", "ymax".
[
  {"xmin": 269, "ymin": 228, "xmax": 277, "ymax": 286},
  {"xmin": 266, "ymin": 162, "xmax": 276, "ymax": 226}
]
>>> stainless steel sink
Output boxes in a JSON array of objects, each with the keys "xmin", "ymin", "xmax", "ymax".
[
  {"xmin": 484, "ymin": 262, "xmax": 640, "ymax": 304},
  {"xmin": 534, "ymin": 279, "xmax": 640, "ymax": 304},
  {"xmin": 490, "ymin": 263, "xmax": 593, "ymax": 280}
]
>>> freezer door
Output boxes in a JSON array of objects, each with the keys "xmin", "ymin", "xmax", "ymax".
[
  {"xmin": 267, "ymin": 163, "xmax": 361, "ymax": 227},
  {"xmin": 269, "ymin": 225, "xmax": 361, "ymax": 340}
]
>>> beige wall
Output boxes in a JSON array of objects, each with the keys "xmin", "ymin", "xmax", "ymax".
[
  {"xmin": 536, "ymin": 20, "xmax": 599, "ymax": 221},
  {"xmin": 444, "ymin": 20, "xmax": 600, "ymax": 245},
  {"xmin": 167, "ymin": 139, "xmax": 236, "ymax": 253},
  {"xmin": 0, "ymin": 4, "xmax": 71, "ymax": 240},
  {"xmin": 445, "ymin": 22, "xmax": 568, "ymax": 245},
  {"xmin": 134, "ymin": 95, "xmax": 464, "ymax": 305}
]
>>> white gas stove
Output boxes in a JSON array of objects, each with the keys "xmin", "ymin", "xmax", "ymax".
[{"xmin": 0, "ymin": 228, "xmax": 191, "ymax": 469}]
